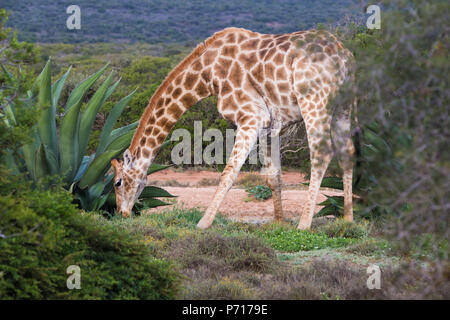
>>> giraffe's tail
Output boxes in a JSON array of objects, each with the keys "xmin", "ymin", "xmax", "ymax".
[
  {"xmin": 352, "ymin": 97, "xmax": 362, "ymax": 190},
  {"xmin": 330, "ymin": 96, "xmax": 361, "ymax": 190}
]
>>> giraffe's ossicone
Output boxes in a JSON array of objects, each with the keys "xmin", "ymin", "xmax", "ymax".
[{"xmin": 111, "ymin": 27, "xmax": 356, "ymax": 229}]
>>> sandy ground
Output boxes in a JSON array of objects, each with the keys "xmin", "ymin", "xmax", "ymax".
[
  {"xmin": 146, "ymin": 169, "xmax": 342, "ymax": 223},
  {"xmin": 147, "ymin": 169, "xmax": 307, "ymax": 186}
]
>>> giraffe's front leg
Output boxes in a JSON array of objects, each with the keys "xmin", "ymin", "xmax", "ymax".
[{"xmin": 197, "ymin": 125, "xmax": 259, "ymax": 229}]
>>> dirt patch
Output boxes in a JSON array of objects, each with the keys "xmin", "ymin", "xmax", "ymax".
[
  {"xmin": 146, "ymin": 169, "xmax": 341, "ymax": 223},
  {"xmin": 147, "ymin": 169, "xmax": 306, "ymax": 187}
]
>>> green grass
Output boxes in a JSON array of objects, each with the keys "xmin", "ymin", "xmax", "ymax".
[
  {"xmin": 112, "ymin": 208, "xmax": 373, "ymax": 254},
  {"xmin": 116, "ymin": 208, "xmax": 362, "ymax": 253},
  {"xmin": 91, "ymin": 208, "xmax": 440, "ymax": 299},
  {"xmin": 254, "ymin": 224, "xmax": 358, "ymax": 252}
]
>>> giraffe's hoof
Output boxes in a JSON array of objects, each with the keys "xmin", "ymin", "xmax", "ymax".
[
  {"xmin": 197, "ymin": 218, "xmax": 212, "ymax": 229},
  {"xmin": 343, "ymin": 215, "xmax": 353, "ymax": 222},
  {"xmin": 121, "ymin": 211, "xmax": 131, "ymax": 218},
  {"xmin": 274, "ymin": 211, "xmax": 284, "ymax": 222}
]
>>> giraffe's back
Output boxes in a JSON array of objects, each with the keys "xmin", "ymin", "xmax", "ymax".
[{"xmin": 199, "ymin": 27, "xmax": 354, "ymax": 127}]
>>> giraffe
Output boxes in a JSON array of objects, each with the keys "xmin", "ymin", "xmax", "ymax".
[{"xmin": 111, "ymin": 27, "xmax": 356, "ymax": 230}]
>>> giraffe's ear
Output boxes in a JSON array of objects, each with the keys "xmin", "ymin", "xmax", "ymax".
[
  {"xmin": 123, "ymin": 149, "xmax": 134, "ymax": 170},
  {"xmin": 111, "ymin": 159, "xmax": 122, "ymax": 175}
]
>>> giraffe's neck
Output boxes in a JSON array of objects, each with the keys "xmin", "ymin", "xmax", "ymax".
[{"xmin": 128, "ymin": 44, "xmax": 212, "ymax": 171}]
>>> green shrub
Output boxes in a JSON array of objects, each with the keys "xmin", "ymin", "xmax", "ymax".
[
  {"xmin": 345, "ymin": 239, "xmax": 391, "ymax": 256},
  {"xmin": 237, "ymin": 173, "xmax": 266, "ymax": 188},
  {"xmin": 246, "ymin": 185, "xmax": 272, "ymax": 201},
  {"xmin": 317, "ymin": 219, "xmax": 369, "ymax": 239},
  {"xmin": 0, "ymin": 170, "xmax": 181, "ymax": 299},
  {"xmin": 168, "ymin": 231, "xmax": 277, "ymax": 273}
]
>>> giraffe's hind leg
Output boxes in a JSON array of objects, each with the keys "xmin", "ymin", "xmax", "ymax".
[
  {"xmin": 341, "ymin": 161, "xmax": 353, "ymax": 222},
  {"xmin": 332, "ymin": 105, "xmax": 355, "ymax": 222},
  {"xmin": 197, "ymin": 124, "xmax": 259, "ymax": 229},
  {"xmin": 259, "ymin": 128, "xmax": 283, "ymax": 221},
  {"xmin": 297, "ymin": 139, "xmax": 333, "ymax": 230}
]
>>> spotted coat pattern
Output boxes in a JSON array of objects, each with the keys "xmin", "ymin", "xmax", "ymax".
[{"xmin": 111, "ymin": 27, "xmax": 355, "ymax": 229}]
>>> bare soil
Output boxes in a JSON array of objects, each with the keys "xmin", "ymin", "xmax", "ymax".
[
  {"xmin": 147, "ymin": 168, "xmax": 307, "ymax": 187},
  {"xmin": 146, "ymin": 169, "xmax": 342, "ymax": 223}
]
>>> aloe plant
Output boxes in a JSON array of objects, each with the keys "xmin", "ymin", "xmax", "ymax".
[
  {"xmin": 246, "ymin": 185, "xmax": 272, "ymax": 201},
  {"xmin": 1, "ymin": 60, "xmax": 174, "ymax": 212}
]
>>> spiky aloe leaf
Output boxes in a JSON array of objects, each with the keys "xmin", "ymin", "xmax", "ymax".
[
  {"xmin": 320, "ymin": 177, "xmax": 344, "ymax": 190},
  {"xmin": 21, "ymin": 129, "xmax": 41, "ymax": 181},
  {"xmin": 104, "ymin": 131, "xmax": 134, "ymax": 153},
  {"xmin": 86, "ymin": 174, "xmax": 115, "ymax": 211},
  {"xmin": 140, "ymin": 186, "xmax": 176, "ymax": 199},
  {"xmin": 104, "ymin": 77, "xmax": 121, "ymax": 103},
  {"xmin": 36, "ymin": 60, "xmax": 58, "ymax": 159},
  {"xmin": 316, "ymin": 204, "xmax": 341, "ymax": 217},
  {"xmin": 52, "ymin": 66, "xmax": 71, "ymax": 108},
  {"xmin": 3, "ymin": 150, "xmax": 20, "ymax": 175},
  {"xmin": 65, "ymin": 63, "xmax": 109, "ymax": 111},
  {"xmin": 42, "ymin": 143, "xmax": 58, "ymax": 175},
  {"xmin": 34, "ymin": 144, "xmax": 50, "ymax": 181},
  {"xmin": 59, "ymin": 97, "xmax": 83, "ymax": 183},
  {"xmin": 106, "ymin": 121, "xmax": 138, "ymax": 147},
  {"xmin": 79, "ymin": 149, "xmax": 122, "ymax": 189},
  {"xmin": 73, "ymin": 188, "xmax": 91, "ymax": 211},
  {"xmin": 78, "ymin": 71, "xmax": 114, "ymax": 160},
  {"xmin": 135, "ymin": 199, "xmax": 170, "ymax": 210},
  {"xmin": 100, "ymin": 170, "xmax": 115, "ymax": 196},
  {"xmin": 91, "ymin": 193, "xmax": 110, "ymax": 211},
  {"xmin": 321, "ymin": 195, "xmax": 344, "ymax": 208},
  {"xmin": 316, "ymin": 195, "xmax": 344, "ymax": 217},
  {"xmin": 73, "ymin": 154, "xmax": 94, "ymax": 183},
  {"xmin": 105, "ymin": 192, "xmax": 116, "ymax": 207},
  {"xmin": 96, "ymin": 88, "xmax": 137, "ymax": 154},
  {"xmin": 88, "ymin": 179, "xmax": 107, "ymax": 200},
  {"xmin": 141, "ymin": 198, "xmax": 170, "ymax": 208}
]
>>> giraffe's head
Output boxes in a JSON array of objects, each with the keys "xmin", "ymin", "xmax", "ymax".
[{"xmin": 111, "ymin": 149, "xmax": 146, "ymax": 218}]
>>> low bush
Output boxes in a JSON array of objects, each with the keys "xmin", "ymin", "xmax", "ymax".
[
  {"xmin": 316, "ymin": 219, "xmax": 369, "ymax": 239},
  {"xmin": 196, "ymin": 177, "xmax": 220, "ymax": 186},
  {"xmin": 107, "ymin": 208, "xmax": 448, "ymax": 300},
  {"xmin": 345, "ymin": 239, "xmax": 391, "ymax": 256},
  {"xmin": 236, "ymin": 173, "xmax": 266, "ymax": 188},
  {"xmin": 167, "ymin": 231, "xmax": 277, "ymax": 273},
  {"xmin": 0, "ymin": 170, "xmax": 181, "ymax": 299},
  {"xmin": 260, "ymin": 259, "xmax": 403, "ymax": 300}
]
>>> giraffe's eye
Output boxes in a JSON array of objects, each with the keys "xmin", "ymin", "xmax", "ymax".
[{"xmin": 115, "ymin": 179, "xmax": 122, "ymax": 187}]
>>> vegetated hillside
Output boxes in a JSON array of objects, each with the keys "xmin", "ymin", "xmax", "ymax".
[{"xmin": 3, "ymin": 0, "xmax": 362, "ymax": 43}]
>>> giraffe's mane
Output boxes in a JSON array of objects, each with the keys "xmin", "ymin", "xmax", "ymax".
[{"xmin": 128, "ymin": 28, "xmax": 248, "ymax": 152}]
